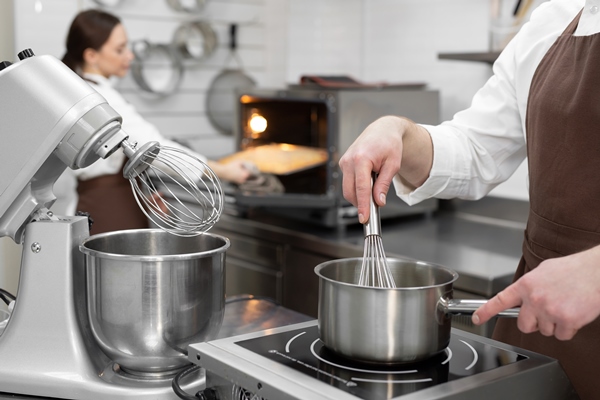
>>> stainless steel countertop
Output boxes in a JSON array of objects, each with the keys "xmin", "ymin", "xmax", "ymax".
[
  {"xmin": 219, "ymin": 295, "xmax": 313, "ymax": 339},
  {"xmin": 155, "ymin": 177, "xmax": 528, "ymax": 297},
  {"xmin": 0, "ymin": 298, "xmax": 313, "ymax": 400},
  {"xmin": 0, "ymin": 197, "xmax": 528, "ymax": 399},
  {"xmin": 216, "ymin": 197, "xmax": 529, "ymax": 297}
]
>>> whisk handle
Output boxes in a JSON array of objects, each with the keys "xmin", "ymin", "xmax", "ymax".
[{"xmin": 364, "ymin": 173, "xmax": 381, "ymax": 236}]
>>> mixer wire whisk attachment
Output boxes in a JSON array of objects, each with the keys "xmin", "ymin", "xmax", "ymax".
[
  {"xmin": 358, "ymin": 174, "xmax": 396, "ymax": 288},
  {"xmin": 121, "ymin": 140, "xmax": 223, "ymax": 237}
]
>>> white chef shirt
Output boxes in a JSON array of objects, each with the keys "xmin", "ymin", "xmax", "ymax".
[
  {"xmin": 395, "ymin": 0, "xmax": 594, "ymax": 205},
  {"xmin": 73, "ymin": 73, "xmax": 205, "ymax": 181}
]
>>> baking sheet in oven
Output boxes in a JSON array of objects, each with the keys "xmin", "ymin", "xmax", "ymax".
[{"xmin": 218, "ymin": 143, "xmax": 328, "ymax": 175}]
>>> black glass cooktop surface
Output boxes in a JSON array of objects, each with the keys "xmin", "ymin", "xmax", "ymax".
[{"xmin": 235, "ymin": 325, "xmax": 527, "ymax": 400}]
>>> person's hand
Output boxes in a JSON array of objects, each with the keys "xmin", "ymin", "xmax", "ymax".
[
  {"xmin": 338, "ymin": 116, "xmax": 432, "ymax": 223},
  {"xmin": 472, "ymin": 245, "xmax": 600, "ymax": 341}
]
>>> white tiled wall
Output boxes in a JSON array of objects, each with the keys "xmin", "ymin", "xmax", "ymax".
[
  {"xmin": 10, "ymin": 0, "xmax": 529, "ymax": 187},
  {"xmin": 12, "ymin": 0, "xmax": 278, "ymax": 157},
  {"xmin": 286, "ymin": 0, "xmax": 363, "ymax": 79},
  {"xmin": 0, "ymin": 0, "xmax": 19, "ymax": 303},
  {"xmin": 282, "ymin": 0, "xmax": 528, "ymax": 200}
]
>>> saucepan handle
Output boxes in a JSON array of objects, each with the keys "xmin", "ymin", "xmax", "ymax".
[{"xmin": 440, "ymin": 298, "xmax": 520, "ymax": 317}]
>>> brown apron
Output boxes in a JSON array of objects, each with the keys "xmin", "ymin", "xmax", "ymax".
[
  {"xmin": 493, "ymin": 10, "xmax": 600, "ymax": 400},
  {"xmin": 76, "ymin": 169, "xmax": 148, "ymax": 235}
]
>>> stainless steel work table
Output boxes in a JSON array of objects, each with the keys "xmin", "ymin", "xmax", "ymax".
[{"xmin": 214, "ymin": 197, "xmax": 528, "ymax": 299}]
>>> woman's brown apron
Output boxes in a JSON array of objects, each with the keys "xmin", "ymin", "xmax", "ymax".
[
  {"xmin": 493, "ymin": 10, "xmax": 600, "ymax": 400},
  {"xmin": 76, "ymin": 169, "xmax": 148, "ymax": 235}
]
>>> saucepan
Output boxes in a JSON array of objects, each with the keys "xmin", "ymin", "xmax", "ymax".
[{"xmin": 315, "ymin": 257, "xmax": 519, "ymax": 364}]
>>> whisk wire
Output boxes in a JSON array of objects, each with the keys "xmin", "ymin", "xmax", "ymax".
[
  {"xmin": 358, "ymin": 235, "xmax": 396, "ymax": 288},
  {"xmin": 124, "ymin": 143, "xmax": 224, "ymax": 237},
  {"xmin": 357, "ymin": 174, "xmax": 396, "ymax": 288},
  {"xmin": 145, "ymin": 162, "xmax": 214, "ymax": 222}
]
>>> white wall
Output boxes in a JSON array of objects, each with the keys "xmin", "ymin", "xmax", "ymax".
[
  {"xmin": 10, "ymin": 0, "xmax": 531, "ymax": 197},
  {"xmin": 0, "ymin": 0, "xmax": 20, "ymax": 299},
  {"xmin": 286, "ymin": 0, "xmax": 363, "ymax": 80},
  {"xmin": 0, "ymin": 0, "xmax": 15, "ymax": 60},
  {"xmin": 283, "ymin": 0, "xmax": 529, "ymax": 200}
]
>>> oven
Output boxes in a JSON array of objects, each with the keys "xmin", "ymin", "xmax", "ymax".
[{"xmin": 223, "ymin": 87, "xmax": 440, "ymax": 227}]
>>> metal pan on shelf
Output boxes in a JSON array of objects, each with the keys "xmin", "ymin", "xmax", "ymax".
[
  {"xmin": 130, "ymin": 40, "xmax": 184, "ymax": 96},
  {"xmin": 172, "ymin": 21, "xmax": 217, "ymax": 61}
]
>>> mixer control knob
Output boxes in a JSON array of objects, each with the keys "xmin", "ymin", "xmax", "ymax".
[
  {"xmin": 0, "ymin": 61, "xmax": 12, "ymax": 71},
  {"xmin": 17, "ymin": 48, "xmax": 35, "ymax": 60}
]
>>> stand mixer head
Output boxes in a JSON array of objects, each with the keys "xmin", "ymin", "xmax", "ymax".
[{"xmin": 0, "ymin": 49, "xmax": 222, "ymax": 243}]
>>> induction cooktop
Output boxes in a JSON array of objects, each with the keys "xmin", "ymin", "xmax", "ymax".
[{"xmin": 189, "ymin": 320, "xmax": 579, "ymax": 400}]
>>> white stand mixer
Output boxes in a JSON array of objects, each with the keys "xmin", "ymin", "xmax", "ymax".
[{"xmin": 0, "ymin": 50, "xmax": 206, "ymax": 399}]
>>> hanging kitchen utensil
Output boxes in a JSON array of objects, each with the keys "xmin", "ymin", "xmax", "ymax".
[
  {"xmin": 166, "ymin": 0, "xmax": 207, "ymax": 13},
  {"xmin": 172, "ymin": 21, "xmax": 217, "ymax": 61},
  {"xmin": 130, "ymin": 39, "xmax": 184, "ymax": 96},
  {"xmin": 206, "ymin": 23, "xmax": 256, "ymax": 135}
]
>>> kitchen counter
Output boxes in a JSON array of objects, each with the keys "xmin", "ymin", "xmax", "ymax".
[
  {"xmin": 0, "ymin": 298, "xmax": 313, "ymax": 400},
  {"xmin": 0, "ymin": 198, "xmax": 529, "ymax": 400},
  {"xmin": 153, "ymin": 182, "xmax": 529, "ymax": 334},
  {"xmin": 215, "ymin": 196, "xmax": 528, "ymax": 299}
]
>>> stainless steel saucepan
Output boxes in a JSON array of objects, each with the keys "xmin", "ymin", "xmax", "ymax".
[{"xmin": 315, "ymin": 257, "xmax": 519, "ymax": 364}]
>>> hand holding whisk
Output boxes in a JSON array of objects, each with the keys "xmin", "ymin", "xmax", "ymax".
[
  {"xmin": 358, "ymin": 174, "xmax": 396, "ymax": 288},
  {"xmin": 121, "ymin": 140, "xmax": 223, "ymax": 237}
]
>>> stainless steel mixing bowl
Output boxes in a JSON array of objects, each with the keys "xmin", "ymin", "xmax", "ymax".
[{"xmin": 80, "ymin": 229, "xmax": 229, "ymax": 375}]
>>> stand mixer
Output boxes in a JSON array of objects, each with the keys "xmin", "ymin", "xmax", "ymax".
[{"xmin": 0, "ymin": 50, "xmax": 221, "ymax": 399}]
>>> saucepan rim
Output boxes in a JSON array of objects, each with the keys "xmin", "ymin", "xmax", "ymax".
[
  {"xmin": 79, "ymin": 228, "xmax": 230, "ymax": 261},
  {"xmin": 314, "ymin": 257, "xmax": 459, "ymax": 290}
]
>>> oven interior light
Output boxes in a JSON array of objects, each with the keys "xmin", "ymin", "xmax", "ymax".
[{"xmin": 249, "ymin": 113, "xmax": 267, "ymax": 136}]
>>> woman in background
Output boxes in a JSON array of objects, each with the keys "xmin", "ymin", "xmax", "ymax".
[{"xmin": 61, "ymin": 9, "xmax": 251, "ymax": 234}]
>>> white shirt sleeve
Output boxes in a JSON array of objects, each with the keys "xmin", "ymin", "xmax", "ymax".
[{"xmin": 394, "ymin": 0, "xmax": 584, "ymax": 205}]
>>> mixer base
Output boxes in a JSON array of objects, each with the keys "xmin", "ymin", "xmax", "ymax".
[{"xmin": 0, "ymin": 217, "xmax": 202, "ymax": 399}]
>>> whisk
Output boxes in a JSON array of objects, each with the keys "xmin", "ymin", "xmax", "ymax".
[
  {"xmin": 120, "ymin": 140, "xmax": 223, "ymax": 237},
  {"xmin": 358, "ymin": 175, "xmax": 396, "ymax": 288}
]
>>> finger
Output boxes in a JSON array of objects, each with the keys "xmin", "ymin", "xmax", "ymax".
[
  {"xmin": 554, "ymin": 326, "xmax": 578, "ymax": 341},
  {"xmin": 341, "ymin": 171, "xmax": 357, "ymax": 209},
  {"xmin": 472, "ymin": 286, "xmax": 522, "ymax": 325},
  {"xmin": 355, "ymin": 168, "xmax": 374, "ymax": 224},
  {"xmin": 537, "ymin": 321, "xmax": 556, "ymax": 337},
  {"xmin": 516, "ymin": 306, "xmax": 539, "ymax": 334},
  {"xmin": 373, "ymin": 167, "xmax": 397, "ymax": 208}
]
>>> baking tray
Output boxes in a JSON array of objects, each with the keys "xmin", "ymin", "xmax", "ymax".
[{"xmin": 218, "ymin": 143, "xmax": 328, "ymax": 175}]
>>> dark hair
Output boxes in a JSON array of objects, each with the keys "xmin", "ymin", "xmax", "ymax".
[{"xmin": 62, "ymin": 9, "xmax": 121, "ymax": 76}]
